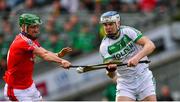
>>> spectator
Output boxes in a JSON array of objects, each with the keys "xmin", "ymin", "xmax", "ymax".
[
  {"xmin": 61, "ymin": 0, "xmax": 79, "ymax": 14},
  {"xmin": 65, "ymin": 14, "xmax": 81, "ymax": 47},
  {"xmin": 120, "ymin": 2, "xmax": 129, "ymax": 13},
  {"xmin": 46, "ymin": 0, "xmax": 68, "ymax": 17},
  {"xmin": 139, "ymin": 0, "xmax": 157, "ymax": 13},
  {"xmin": 0, "ymin": 34, "xmax": 9, "ymax": 71},
  {"xmin": 42, "ymin": 31, "xmax": 66, "ymax": 53},
  {"xmin": 0, "ymin": 0, "xmax": 11, "ymax": 18},
  {"xmin": 89, "ymin": 14, "xmax": 101, "ymax": 46},
  {"xmin": 10, "ymin": 0, "xmax": 39, "ymax": 16},
  {"xmin": 81, "ymin": 0, "xmax": 95, "ymax": 13},
  {"xmin": 0, "ymin": 34, "xmax": 9, "ymax": 63},
  {"xmin": 74, "ymin": 23, "xmax": 95, "ymax": 53},
  {"xmin": 39, "ymin": 15, "xmax": 64, "ymax": 44},
  {"xmin": 129, "ymin": 1, "xmax": 140, "ymax": 13},
  {"xmin": 44, "ymin": 15, "xmax": 63, "ymax": 33},
  {"xmin": 158, "ymin": 85, "xmax": 174, "ymax": 101},
  {"xmin": 6, "ymin": 0, "xmax": 24, "ymax": 8},
  {"xmin": 1, "ymin": 17, "xmax": 15, "ymax": 43},
  {"xmin": 63, "ymin": 21, "xmax": 81, "ymax": 57},
  {"xmin": 94, "ymin": 0, "xmax": 101, "ymax": 14},
  {"xmin": 106, "ymin": 0, "xmax": 120, "ymax": 11},
  {"xmin": 63, "ymin": 22, "xmax": 74, "ymax": 46}
]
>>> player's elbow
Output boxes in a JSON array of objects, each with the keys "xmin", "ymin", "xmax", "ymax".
[
  {"xmin": 146, "ymin": 40, "xmax": 156, "ymax": 54},
  {"xmin": 150, "ymin": 41, "xmax": 156, "ymax": 52}
]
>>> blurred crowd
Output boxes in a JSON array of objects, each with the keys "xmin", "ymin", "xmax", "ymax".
[{"xmin": 0, "ymin": 0, "xmax": 179, "ymax": 71}]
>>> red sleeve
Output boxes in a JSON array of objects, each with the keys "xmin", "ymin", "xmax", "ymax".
[
  {"xmin": 20, "ymin": 39, "xmax": 39, "ymax": 51},
  {"xmin": 34, "ymin": 40, "xmax": 41, "ymax": 47}
]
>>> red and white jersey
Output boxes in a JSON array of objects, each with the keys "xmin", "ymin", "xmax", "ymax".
[{"xmin": 3, "ymin": 33, "xmax": 40, "ymax": 89}]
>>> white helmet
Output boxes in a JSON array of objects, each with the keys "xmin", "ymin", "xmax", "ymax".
[
  {"xmin": 100, "ymin": 11, "xmax": 120, "ymax": 39},
  {"xmin": 100, "ymin": 11, "xmax": 120, "ymax": 29}
]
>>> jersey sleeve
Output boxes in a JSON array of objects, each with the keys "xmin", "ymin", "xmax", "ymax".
[
  {"xmin": 21, "ymin": 39, "xmax": 39, "ymax": 51},
  {"xmin": 124, "ymin": 27, "xmax": 143, "ymax": 43},
  {"xmin": 99, "ymin": 42, "xmax": 113, "ymax": 63},
  {"xmin": 34, "ymin": 40, "xmax": 41, "ymax": 47}
]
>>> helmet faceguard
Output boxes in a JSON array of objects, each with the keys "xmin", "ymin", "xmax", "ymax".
[{"xmin": 100, "ymin": 11, "xmax": 120, "ymax": 39}]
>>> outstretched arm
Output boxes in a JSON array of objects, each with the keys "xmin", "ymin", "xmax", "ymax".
[
  {"xmin": 128, "ymin": 36, "xmax": 156, "ymax": 66},
  {"xmin": 33, "ymin": 47, "xmax": 71, "ymax": 69}
]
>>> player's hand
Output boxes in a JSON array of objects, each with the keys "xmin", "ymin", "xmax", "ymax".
[
  {"xmin": 61, "ymin": 60, "xmax": 71, "ymax": 69},
  {"xmin": 58, "ymin": 47, "xmax": 72, "ymax": 57},
  {"xmin": 106, "ymin": 70, "xmax": 116, "ymax": 79},
  {"xmin": 127, "ymin": 57, "xmax": 140, "ymax": 67},
  {"xmin": 106, "ymin": 64, "xmax": 117, "ymax": 72}
]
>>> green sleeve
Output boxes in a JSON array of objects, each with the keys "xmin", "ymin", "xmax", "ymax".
[{"xmin": 134, "ymin": 34, "xmax": 143, "ymax": 43}]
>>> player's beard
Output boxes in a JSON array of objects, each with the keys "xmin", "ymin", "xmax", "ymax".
[
  {"xmin": 26, "ymin": 32, "xmax": 39, "ymax": 40},
  {"xmin": 30, "ymin": 30, "xmax": 40, "ymax": 40},
  {"xmin": 106, "ymin": 30, "xmax": 120, "ymax": 40}
]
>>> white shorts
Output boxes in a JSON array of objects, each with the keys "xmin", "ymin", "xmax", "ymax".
[
  {"xmin": 4, "ymin": 83, "xmax": 42, "ymax": 101},
  {"xmin": 116, "ymin": 69, "xmax": 156, "ymax": 100}
]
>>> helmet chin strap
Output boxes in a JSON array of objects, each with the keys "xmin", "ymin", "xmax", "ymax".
[
  {"xmin": 21, "ymin": 25, "xmax": 37, "ymax": 41},
  {"xmin": 106, "ymin": 28, "xmax": 120, "ymax": 40}
]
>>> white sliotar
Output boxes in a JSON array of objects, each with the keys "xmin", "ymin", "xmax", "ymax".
[{"xmin": 76, "ymin": 67, "xmax": 84, "ymax": 73}]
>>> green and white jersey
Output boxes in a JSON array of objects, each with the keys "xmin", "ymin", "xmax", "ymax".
[{"xmin": 99, "ymin": 26, "xmax": 149, "ymax": 77}]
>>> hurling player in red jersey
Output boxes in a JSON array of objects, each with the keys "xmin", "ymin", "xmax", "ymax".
[{"xmin": 3, "ymin": 13, "xmax": 72, "ymax": 101}]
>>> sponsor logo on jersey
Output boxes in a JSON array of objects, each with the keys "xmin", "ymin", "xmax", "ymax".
[
  {"xmin": 27, "ymin": 39, "xmax": 33, "ymax": 46},
  {"xmin": 112, "ymin": 42, "xmax": 136, "ymax": 60}
]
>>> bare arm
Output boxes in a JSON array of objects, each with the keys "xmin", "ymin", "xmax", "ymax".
[
  {"xmin": 33, "ymin": 47, "xmax": 71, "ymax": 68},
  {"xmin": 128, "ymin": 36, "xmax": 156, "ymax": 66},
  {"xmin": 106, "ymin": 61, "xmax": 117, "ymax": 79}
]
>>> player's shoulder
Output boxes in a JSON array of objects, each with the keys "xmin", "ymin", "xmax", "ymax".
[
  {"xmin": 13, "ymin": 34, "xmax": 33, "ymax": 46},
  {"xmin": 102, "ymin": 36, "xmax": 108, "ymax": 41},
  {"xmin": 120, "ymin": 25, "xmax": 141, "ymax": 35},
  {"xmin": 99, "ymin": 42, "xmax": 107, "ymax": 53},
  {"xmin": 120, "ymin": 25, "xmax": 137, "ymax": 32},
  {"xmin": 100, "ymin": 36, "xmax": 108, "ymax": 43},
  {"xmin": 12, "ymin": 34, "xmax": 24, "ymax": 44},
  {"xmin": 100, "ymin": 37, "xmax": 108, "ymax": 48}
]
